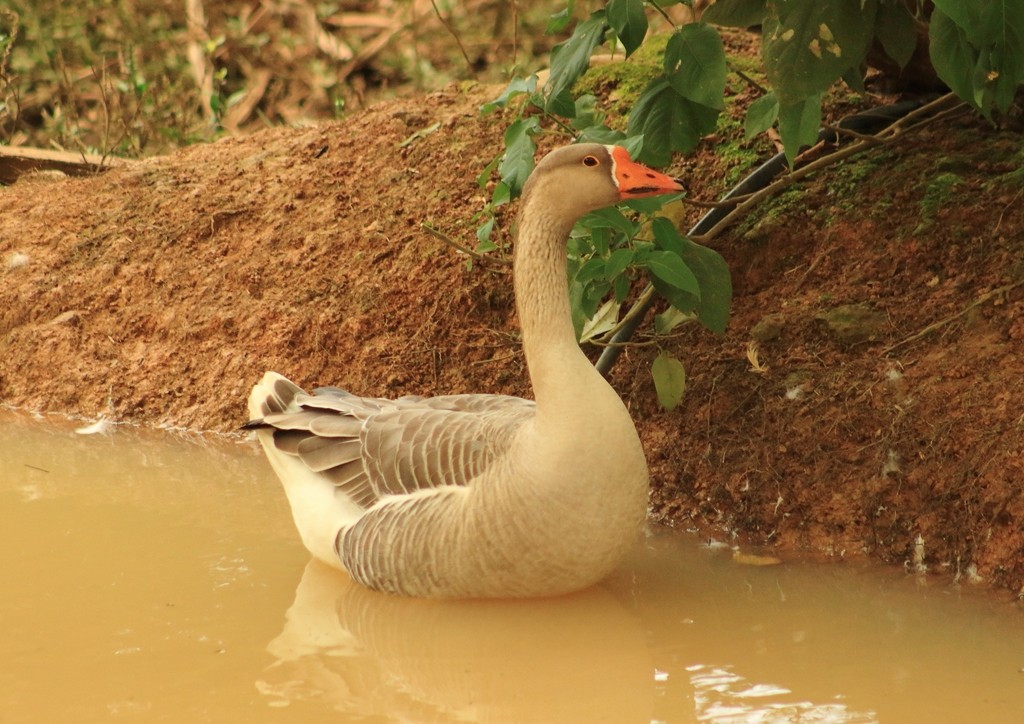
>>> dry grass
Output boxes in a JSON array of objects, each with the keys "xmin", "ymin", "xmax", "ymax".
[{"xmin": 0, "ymin": 0, "xmax": 559, "ymax": 159}]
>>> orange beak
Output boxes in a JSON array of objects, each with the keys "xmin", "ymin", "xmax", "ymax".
[
  {"xmin": 608, "ymin": 145, "xmax": 683, "ymax": 199},
  {"xmin": 610, "ymin": 145, "xmax": 684, "ymax": 199}
]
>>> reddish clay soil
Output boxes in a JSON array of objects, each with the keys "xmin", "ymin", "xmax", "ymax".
[{"xmin": 2, "ymin": 83, "xmax": 1022, "ymax": 596}]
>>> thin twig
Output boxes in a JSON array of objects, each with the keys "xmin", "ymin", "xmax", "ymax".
[
  {"xmin": 421, "ymin": 223, "xmax": 510, "ymax": 268},
  {"xmin": 691, "ymin": 96, "xmax": 967, "ymax": 245},
  {"xmin": 647, "ymin": 0, "xmax": 677, "ymax": 27},
  {"xmin": 994, "ymin": 188, "xmax": 1024, "ymax": 235},
  {"xmin": 733, "ymin": 68, "xmax": 766, "ymax": 94},
  {"xmin": 884, "ymin": 281, "xmax": 1024, "ymax": 353},
  {"xmin": 681, "ymin": 191, "xmax": 755, "ymax": 210},
  {"xmin": 821, "ymin": 122, "xmax": 886, "ymax": 144},
  {"xmin": 428, "ymin": 0, "xmax": 477, "ymax": 80}
]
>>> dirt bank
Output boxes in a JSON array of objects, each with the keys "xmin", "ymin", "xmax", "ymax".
[{"xmin": 2, "ymin": 84, "xmax": 1022, "ymax": 595}]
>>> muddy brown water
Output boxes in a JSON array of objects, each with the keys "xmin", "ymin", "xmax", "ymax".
[{"xmin": 1, "ymin": 409, "xmax": 1022, "ymax": 722}]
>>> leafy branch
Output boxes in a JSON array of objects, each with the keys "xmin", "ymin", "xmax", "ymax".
[{"xmin": 472, "ymin": 0, "xmax": 1023, "ymax": 410}]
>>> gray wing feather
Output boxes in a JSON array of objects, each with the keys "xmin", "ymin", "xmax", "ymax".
[{"xmin": 256, "ymin": 384, "xmax": 535, "ymax": 510}]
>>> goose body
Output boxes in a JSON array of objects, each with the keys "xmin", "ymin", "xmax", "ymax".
[{"xmin": 247, "ymin": 143, "xmax": 683, "ymax": 598}]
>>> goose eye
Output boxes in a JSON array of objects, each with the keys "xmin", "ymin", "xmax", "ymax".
[{"xmin": 582, "ymin": 155, "xmax": 600, "ymax": 167}]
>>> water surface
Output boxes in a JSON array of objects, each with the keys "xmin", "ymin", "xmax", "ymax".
[{"xmin": 1, "ymin": 410, "xmax": 1022, "ymax": 722}]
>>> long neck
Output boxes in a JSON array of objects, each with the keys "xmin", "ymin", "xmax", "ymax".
[{"xmin": 513, "ymin": 195, "xmax": 599, "ymax": 415}]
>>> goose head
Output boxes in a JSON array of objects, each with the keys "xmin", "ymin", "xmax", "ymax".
[{"xmin": 521, "ymin": 144, "xmax": 683, "ymax": 223}]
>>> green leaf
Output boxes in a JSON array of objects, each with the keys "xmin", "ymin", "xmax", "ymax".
[
  {"xmin": 491, "ymin": 181, "xmax": 511, "ymax": 207},
  {"xmin": 650, "ymin": 275, "xmax": 699, "ymax": 315},
  {"xmin": 652, "ymin": 353, "xmax": 687, "ymax": 411},
  {"xmin": 604, "ymin": 247, "xmax": 634, "ymax": 281},
  {"xmin": 930, "ymin": 1, "xmax": 1024, "ymax": 116},
  {"xmin": 499, "ymin": 118, "xmax": 539, "ymax": 192},
  {"xmin": 930, "ymin": 0, "xmax": 979, "ymax": 39},
  {"xmin": 576, "ymin": 123, "xmax": 627, "ymax": 145},
  {"xmin": 607, "ymin": 0, "xmax": 648, "ymax": 57},
  {"xmin": 642, "ymin": 250, "xmax": 701, "ymax": 298},
  {"xmin": 744, "ymin": 92, "xmax": 779, "ymax": 140},
  {"xmin": 762, "ymin": 0, "xmax": 878, "ymax": 106},
  {"xmin": 580, "ymin": 298, "xmax": 620, "ymax": 343},
  {"xmin": 570, "ymin": 94, "xmax": 601, "ymax": 129},
  {"xmin": 480, "ymin": 75, "xmax": 538, "ymax": 114},
  {"xmin": 545, "ymin": 12, "xmax": 608, "ymax": 112},
  {"xmin": 651, "ymin": 217, "xmax": 731, "ymax": 333},
  {"xmin": 546, "ymin": 89, "xmax": 579, "ymax": 119},
  {"xmin": 546, "ymin": 1, "xmax": 576, "ymax": 34},
  {"xmin": 702, "ymin": 0, "xmax": 766, "ymax": 28},
  {"xmin": 874, "ymin": 0, "xmax": 918, "ymax": 69},
  {"xmin": 654, "ymin": 307, "xmax": 694, "ymax": 335},
  {"xmin": 627, "ymin": 78, "xmax": 720, "ymax": 166},
  {"xmin": 622, "ymin": 192, "xmax": 685, "ymax": 214},
  {"xmin": 588, "ymin": 225, "xmax": 611, "ymax": 256},
  {"xmin": 621, "ymin": 134, "xmax": 645, "ymax": 159},
  {"xmin": 613, "ymin": 272, "xmax": 631, "ymax": 302},
  {"xmin": 841, "ymin": 64, "xmax": 867, "ymax": 94},
  {"xmin": 650, "ymin": 216, "xmax": 685, "ymax": 255},
  {"xmin": 929, "ymin": 10, "xmax": 980, "ymax": 109},
  {"xmin": 475, "ymin": 238, "xmax": 497, "ymax": 254},
  {"xmin": 665, "ymin": 22, "xmax": 728, "ymax": 110},
  {"xmin": 581, "ymin": 206, "xmax": 638, "ymax": 236},
  {"xmin": 475, "ymin": 216, "xmax": 495, "ymax": 244},
  {"xmin": 574, "ymin": 257, "xmax": 607, "ymax": 286},
  {"xmin": 675, "ymin": 236, "xmax": 732, "ymax": 334},
  {"xmin": 475, "ymin": 154, "xmax": 501, "ymax": 188},
  {"xmin": 777, "ymin": 93, "xmax": 821, "ymax": 166}
]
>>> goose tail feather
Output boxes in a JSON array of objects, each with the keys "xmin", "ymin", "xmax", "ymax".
[{"xmin": 247, "ymin": 372, "xmax": 362, "ymax": 570}]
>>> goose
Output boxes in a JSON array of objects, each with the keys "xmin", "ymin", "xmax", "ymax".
[{"xmin": 245, "ymin": 143, "xmax": 683, "ymax": 598}]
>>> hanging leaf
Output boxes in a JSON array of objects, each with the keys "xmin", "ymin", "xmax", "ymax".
[
  {"xmin": 651, "ymin": 216, "xmax": 731, "ymax": 333},
  {"xmin": 604, "ymin": 247, "xmax": 634, "ymax": 281},
  {"xmin": 676, "ymin": 238, "xmax": 732, "ymax": 335},
  {"xmin": 762, "ymin": 0, "xmax": 878, "ymax": 106},
  {"xmin": 627, "ymin": 78, "xmax": 720, "ymax": 167},
  {"xmin": 929, "ymin": 1, "xmax": 1024, "ymax": 116},
  {"xmin": 546, "ymin": 0, "xmax": 576, "ymax": 34},
  {"xmin": 581, "ymin": 206, "xmax": 639, "ymax": 236},
  {"xmin": 577, "ymin": 123, "xmax": 627, "ymax": 145},
  {"xmin": 702, "ymin": 0, "xmax": 767, "ymax": 29},
  {"xmin": 874, "ymin": 0, "xmax": 918, "ymax": 69},
  {"xmin": 652, "ymin": 353, "xmax": 687, "ymax": 410},
  {"xmin": 607, "ymin": 0, "xmax": 648, "ymax": 57},
  {"xmin": 664, "ymin": 22, "xmax": 728, "ymax": 110},
  {"xmin": 777, "ymin": 93, "xmax": 822, "ymax": 166},
  {"xmin": 499, "ymin": 117, "xmax": 539, "ymax": 192},
  {"xmin": 642, "ymin": 250, "xmax": 701, "ymax": 298},
  {"xmin": 545, "ymin": 12, "xmax": 608, "ymax": 113},
  {"xmin": 744, "ymin": 92, "xmax": 779, "ymax": 140}
]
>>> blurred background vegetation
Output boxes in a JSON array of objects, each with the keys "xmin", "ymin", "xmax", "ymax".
[{"xmin": 0, "ymin": 0, "xmax": 568, "ymax": 158}]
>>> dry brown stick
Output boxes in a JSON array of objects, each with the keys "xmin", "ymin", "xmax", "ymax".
[
  {"xmin": 221, "ymin": 68, "xmax": 272, "ymax": 133},
  {"xmin": 184, "ymin": 0, "xmax": 214, "ymax": 122},
  {"xmin": 0, "ymin": 145, "xmax": 130, "ymax": 184},
  {"xmin": 420, "ymin": 223, "xmax": 511, "ymax": 269},
  {"xmin": 884, "ymin": 280, "xmax": 1024, "ymax": 353}
]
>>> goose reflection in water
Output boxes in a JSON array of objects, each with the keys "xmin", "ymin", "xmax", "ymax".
[{"xmin": 256, "ymin": 559, "xmax": 653, "ymax": 721}]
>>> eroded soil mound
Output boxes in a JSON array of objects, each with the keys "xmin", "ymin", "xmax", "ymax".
[{"xmin": 2, "ymin": 84, "xmax": 1022, "ymax": 595}]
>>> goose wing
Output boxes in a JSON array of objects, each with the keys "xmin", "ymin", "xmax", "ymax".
[{"xmin": 252, "ymin": 380, "xmax": 535, "ymax": 509}]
